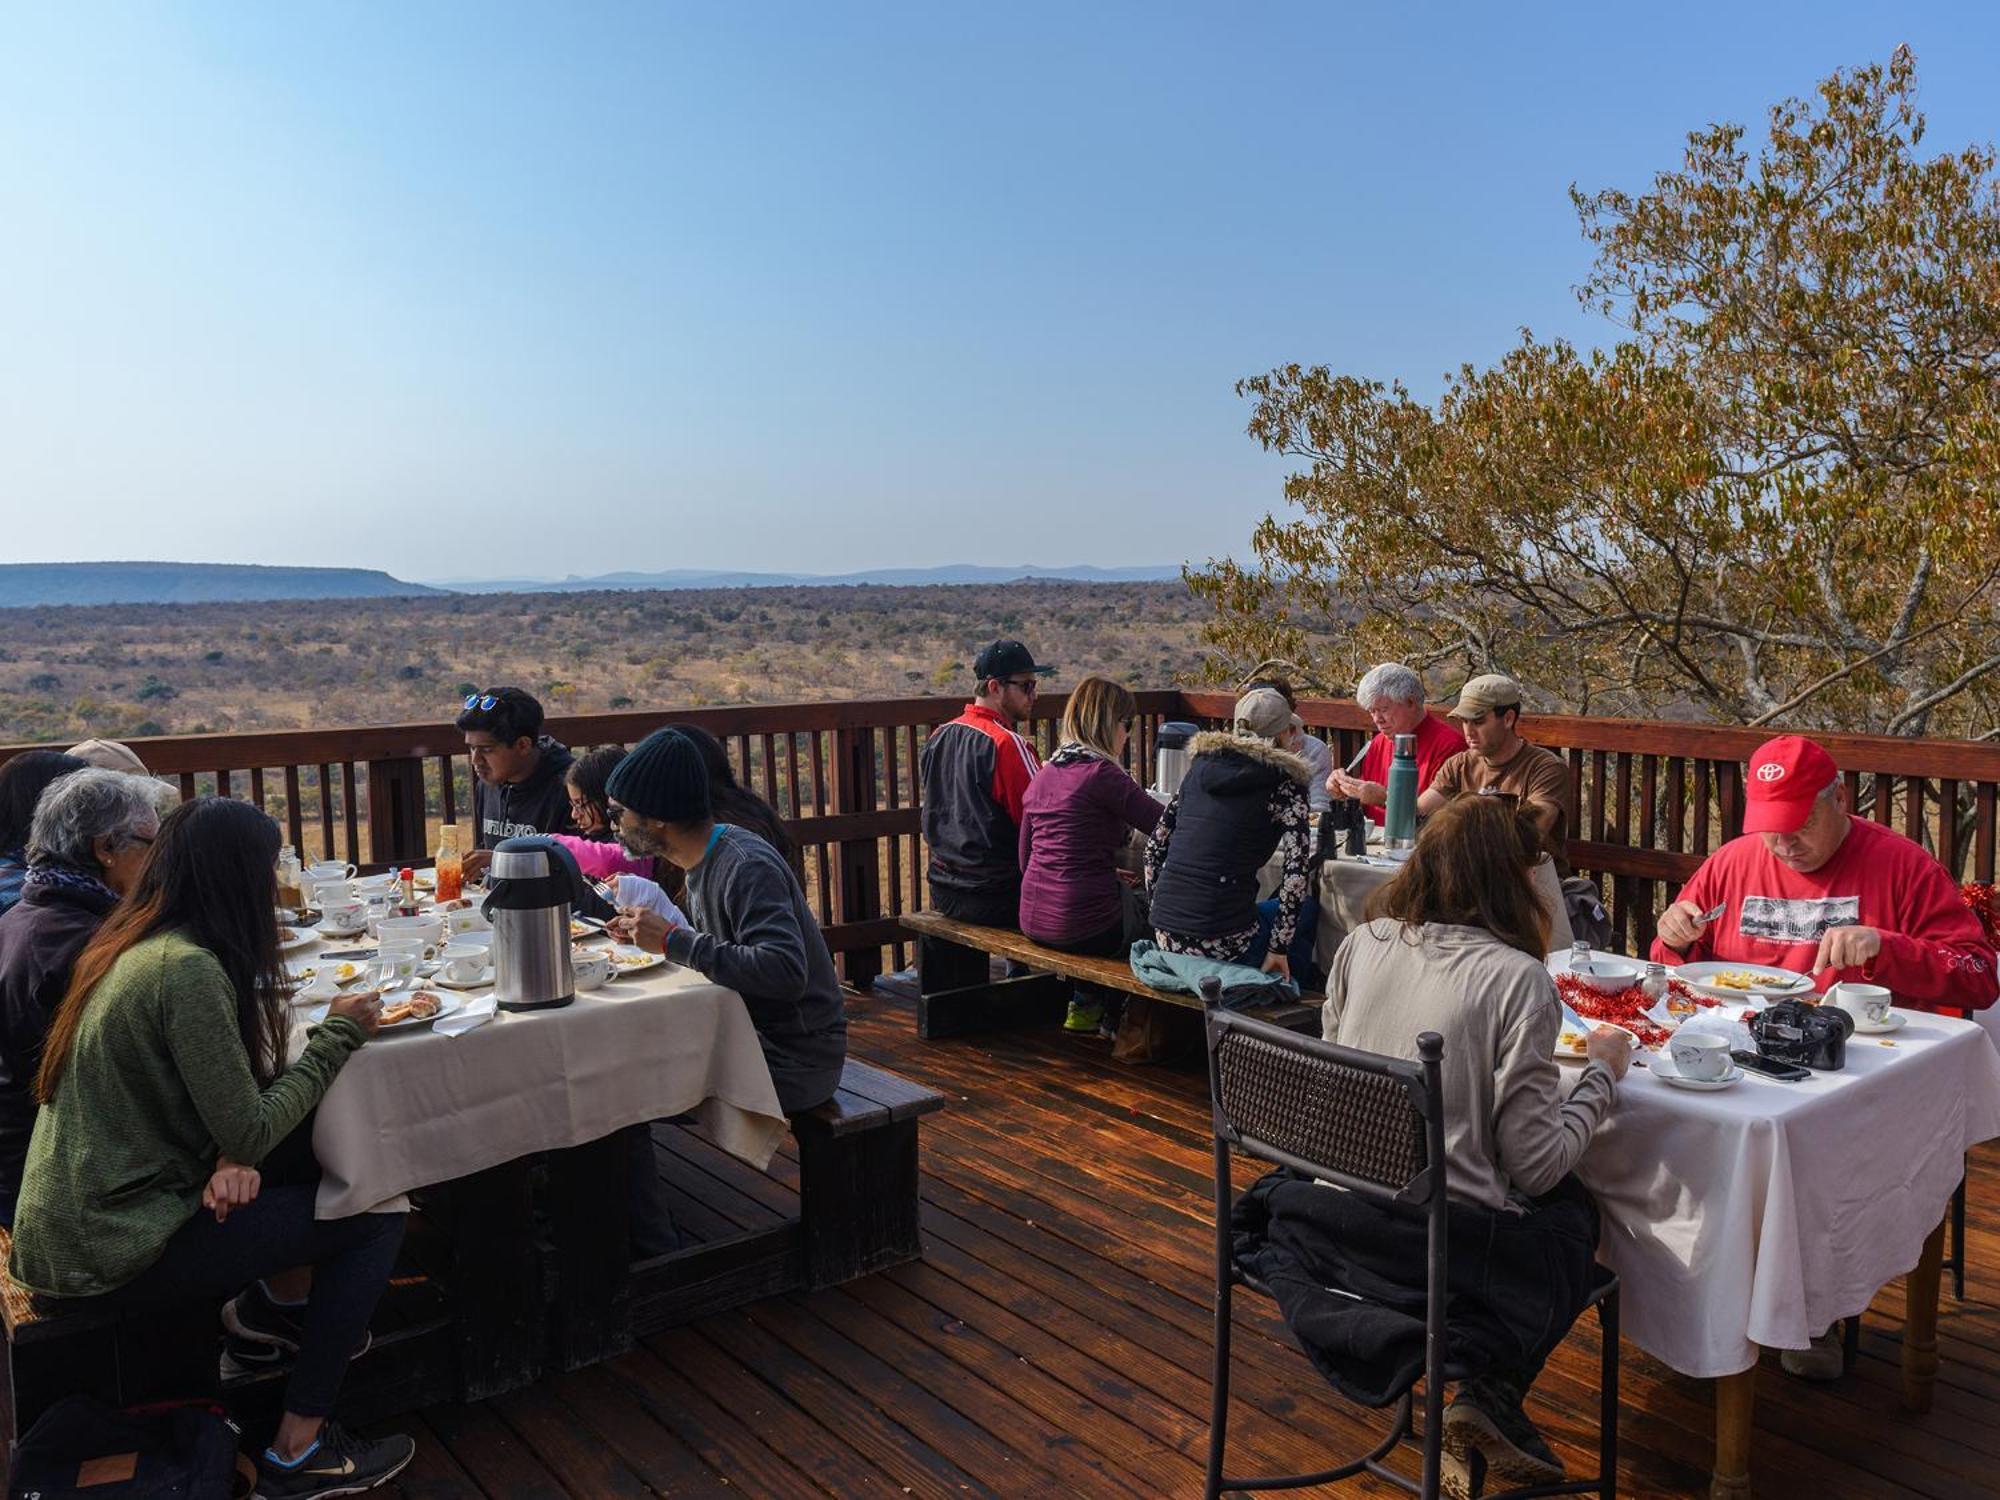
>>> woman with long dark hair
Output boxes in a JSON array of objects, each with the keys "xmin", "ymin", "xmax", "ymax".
[
  {"xmin": 667, "ymin": 724, "xmax": 797, "ymax": 868},
  {"xmin": 9, "ymin": 798, "xmax": 413, "ymax": 1498},
  {"xmin": 1241, "ymin": 796, "xmax": 1628, "ymax": 1493},
  {"xmin": 0, "ymin": 749, "xmax": 88, "ymax": 916}
]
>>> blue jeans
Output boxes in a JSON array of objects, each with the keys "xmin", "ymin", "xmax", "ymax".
[
  {"xmin": 81, "ymin": 1186, "xmax": 404, "ymax": 1417},
  {"xmin": 1252, "ymin": 893, "xmax": 1322, "ymax": 989}
]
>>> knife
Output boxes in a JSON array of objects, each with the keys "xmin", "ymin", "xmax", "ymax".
[{"xmin": 1696, "ymin": 902, "xmax": 1726, "ymax": 926}]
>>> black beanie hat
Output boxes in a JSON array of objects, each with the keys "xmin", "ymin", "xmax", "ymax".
[{"xmin": 605, "ymin": 728, "xmax": 712, "ymax": 822}]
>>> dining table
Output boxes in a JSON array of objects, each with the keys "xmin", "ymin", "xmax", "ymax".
[
  {"xmin": 1553, "ymin": 950, "xmax": 2000, "ymax": 1498},
  {"xmin": 285, "ymin": 928, "xmax": 788, "ymax": 1220}
]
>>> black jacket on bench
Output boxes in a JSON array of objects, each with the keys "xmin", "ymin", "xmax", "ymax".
[{"xmin": 0, "ymin": 874, "xmax": 118, "ymax": 1226}]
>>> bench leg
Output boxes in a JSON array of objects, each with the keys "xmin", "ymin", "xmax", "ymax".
[
  {"xmin": 798, "ymin": 1117, "xmax": 924, "ymax": 1287},
  {"xmin": 917, "ymin": 931, "xmax": 1072, "ymax": 1039}
]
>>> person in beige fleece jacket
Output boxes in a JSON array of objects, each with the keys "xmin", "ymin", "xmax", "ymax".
[{"xmin": 1322, "ymin": 795, "xmax": 1627, "ymax": 1496}]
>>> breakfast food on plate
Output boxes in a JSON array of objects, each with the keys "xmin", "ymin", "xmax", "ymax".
[
  {"xmin": 1556, "ymin": 1029, "xmax": 1590, "ymax": 1057},
  {"xmin": 570, "ymin": 918, "xmax": 602, "ymax": 939},
  {"xmin": 1711, "ymin": 969, "xmax": 1789, "ymax": 991},
  {"xmin": 379, "ymin": 991, "xmax": 443, "ymax": 1026},
  {"xmin": 610, "ymin": 949, "xmax": 655, "ymax": 968},
  {"xmin": 277, "ymin": 926, "xmax": 300, "ymax": 943},
  {"xmin": 434, "ymin": 897, "xmax": 473, "ymax": 913}
]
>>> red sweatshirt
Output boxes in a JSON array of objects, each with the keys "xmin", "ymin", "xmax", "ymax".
[{"xmin": 1648, "ymin": 819, "xmax": 1997, "ymax": 1012}]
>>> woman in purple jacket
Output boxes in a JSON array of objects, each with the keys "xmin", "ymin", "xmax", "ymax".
[{"xmin": 1018, "ymin": 677, "xmax": 1163, "ymax": 1034}]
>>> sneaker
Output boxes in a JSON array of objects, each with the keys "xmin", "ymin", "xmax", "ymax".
[
  {"xmin": 224, "ymin": 1284, "xmax": 373, "ymax": 1365},
  {"xmin": 255, "ymin": 1423, "xmax": 414, "ymax": 1498},
  {"xmin": 1440, "ymin": 1383, "xmax": 1564, "ymax": 1499},
  {"xmin": 1063, "ymin": 997, "xmax": 1105, "ymax": 1034},
  {"xmin": 1780, "ymin": 1327, "xmax": 1846, "ymax": 1381}
]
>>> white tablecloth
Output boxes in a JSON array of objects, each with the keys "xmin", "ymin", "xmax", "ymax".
[
  {"xmin": 1567, "ymin": 1001, "xmax": 2000, "ymax": 1377},
  {"xmin": 290, "ymin": 941, "xmax": 788, "ymax": 1219}
]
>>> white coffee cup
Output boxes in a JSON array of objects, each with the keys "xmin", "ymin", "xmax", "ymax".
[
  {"xmin": 572, "ymin": 952, "xmax": 610, "ymax": 991},
  {"xmin": 441, "ymin": 954, "xmax": 494, "ymax": 987},
  {"xmin": 307, "ymin": 879, "xmax": 357, "ymax": 908},
  {"xmin": 306, "ymin": 861, "xmax": 358, "ymax": 884},
  {"xmin": 373, "ymin": 946, "xmax": 423, "ymax": 984},
  {"xmin": 1830, "ymin": 982, "xmax": 1893, "ymax": 1027},
  {"xmin": 320, "ymin": 899, "xmax": 367, "ymax": 932},
  {"xmin": 375, "ymin": 914, "xmax": 445, "ymax": 952},
  {"xmin": 1668, "ymin": 1029, "xmax": 1733, "ymax": 1082},
  {"xmin": 352, "ymin": 873, "xmax": 399, "ymax": 897},
  {"xmin": 440, "ymin": 936, "xmax": 491, "ymax": 964},
  {"xmin": 443, "ymin": 906, "xmax": 491, "ymax": 936}
]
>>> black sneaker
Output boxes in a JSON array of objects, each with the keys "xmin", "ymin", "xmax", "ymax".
[
  {"xmin": 255, "ymin": 1423, "xmax": 414, "ymax": 1498},
  {"xmin": 1440, "ymin": 1382, "xmax": 1564, "ymax": 1499},
  {"xmin": 224, "ymin": 1284, "xmax": 372, "ymax": 1364}
]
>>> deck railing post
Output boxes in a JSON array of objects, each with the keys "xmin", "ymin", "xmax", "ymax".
[
  {"xmin": 832, "ymin": 725, "xmax": 884, "ymax": 989},
  {"xmin": 366, "ymin": 755, "xmax": 431, "ymax": 870}
]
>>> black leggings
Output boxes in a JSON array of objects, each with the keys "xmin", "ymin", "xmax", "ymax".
[{"xmin": 86, "ymin": 1187, "xmax": 404, "ymax": 1418}]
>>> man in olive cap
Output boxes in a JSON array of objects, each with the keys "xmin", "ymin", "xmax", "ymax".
[{"xmin": 1418, "ymin": 674, "xmax": 1574, "ymax": 872}]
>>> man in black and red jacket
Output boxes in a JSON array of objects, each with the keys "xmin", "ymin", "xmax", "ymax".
[{"xmin": 920, "ymin": 640, "xmax": 1053, "ymax": 937}]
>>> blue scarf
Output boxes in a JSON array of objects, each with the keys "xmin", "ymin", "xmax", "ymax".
[{"xmin": 23, "ymin": 862, "xmax": 117, "ymax": 904}]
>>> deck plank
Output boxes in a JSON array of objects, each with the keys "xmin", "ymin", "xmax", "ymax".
[{"xmin": 354, "ymin": 985, "xmax": 2000, "ymax": 1499}]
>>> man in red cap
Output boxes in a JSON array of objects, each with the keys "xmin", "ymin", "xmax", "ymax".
[{"xmin": 1651, "ymin": 735, "xmax": 1996, "ymax": 1011}]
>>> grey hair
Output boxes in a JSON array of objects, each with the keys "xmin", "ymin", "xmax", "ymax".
[
  {"xmin": 1355, "ymin": 662, "xmax": 1426, "ymax": 711},
  {"xmin": 27, "ymin": 769, "xmax": 163, "ymax": 872}
]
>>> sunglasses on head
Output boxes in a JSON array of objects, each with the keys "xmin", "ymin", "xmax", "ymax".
[{"xmin": 464, "ymin": 693, "xmax": 501, "ymax": 711}]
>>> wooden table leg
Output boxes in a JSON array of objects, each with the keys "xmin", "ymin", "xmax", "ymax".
[
  {"xmin": 1711, "ymin": 1364, "xmax": 1755, "ymax": 1500},
  {"xmin": 1902, "ymin": 1215, "xmax": 1947, "ymax": 1413}
]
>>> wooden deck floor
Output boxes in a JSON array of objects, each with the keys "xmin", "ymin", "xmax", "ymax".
[{"xmin": 374, "ymin": 987, "xmax": 2000, "ymax": 1499}]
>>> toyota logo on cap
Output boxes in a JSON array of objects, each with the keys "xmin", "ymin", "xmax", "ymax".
[{"xmin": 1756, "ymin": 761, "xmax": 1786, "ymax": 782}]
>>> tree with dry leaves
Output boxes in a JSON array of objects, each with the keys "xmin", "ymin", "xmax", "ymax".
[{"xmin": 1191, "ymin": 47, "xmax": 2000, "ymax": 740}]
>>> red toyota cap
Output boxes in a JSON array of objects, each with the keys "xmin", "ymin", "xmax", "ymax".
[{"xmin": 1743, "ymin": 735, "xmax": 1840, "ymax": 835}]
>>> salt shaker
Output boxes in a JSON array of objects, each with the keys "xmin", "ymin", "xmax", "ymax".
[
  {"xmin": 1569, "ymin": 940, "xmax": 1593, "ymax": 976},
  {"xmin": 1640, "ymin": 962, "xmax": 1669, "ymax": 1002}
]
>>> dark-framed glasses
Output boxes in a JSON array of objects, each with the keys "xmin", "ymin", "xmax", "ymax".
[{"xmin": 1002, "ymin": 677, "xmax": 1041, "ymax": 694}]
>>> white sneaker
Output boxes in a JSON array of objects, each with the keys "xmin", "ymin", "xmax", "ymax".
[{"xmin": 1780, "ymin": 1327, "xmax": 1846, "ymax": 1381}]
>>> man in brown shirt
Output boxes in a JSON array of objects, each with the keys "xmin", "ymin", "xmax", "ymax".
[{"xmin": 1418, "ymin": 674, "xmax": 1574, "ymax": 873}]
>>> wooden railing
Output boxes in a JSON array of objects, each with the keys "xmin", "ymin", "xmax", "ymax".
[
  {"xmin": 1185, "ymin": 693, "xmax": 2000, "ymax": 953},
  {"xmin": 6, "ymin": 692, "xmax": 1997, "ymax": 968}
]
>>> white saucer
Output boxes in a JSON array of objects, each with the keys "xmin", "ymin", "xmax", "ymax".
[
  {"xmin": 1652, "ymin": 1055, "xmax": 1743, "ymax": 1091},
  {"xmin": 1852, "ymin": 1011, "xmax": 1907, "ymax": 1035},
  {"xmin": 316, "ymin": 922, "xmax": 368, "ymax": 939},
  {"xmin": 432, "ymin": 968, "xmax": 495, "ymax": 991}
]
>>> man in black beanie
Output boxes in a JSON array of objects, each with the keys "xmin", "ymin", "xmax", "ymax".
[{"xmin": 604, "ymin": 729, "xmax": 848, "ymax": 1115}]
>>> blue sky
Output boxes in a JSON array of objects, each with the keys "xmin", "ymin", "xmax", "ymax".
[{"xmin": 3, "ymin": 3, "xmax": 1995, "ymax": 582}]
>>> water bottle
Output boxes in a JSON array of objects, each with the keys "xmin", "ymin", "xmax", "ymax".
[{"xmin": 1384, "ymin": 734, "xmax": 1419, "ymax": 849}]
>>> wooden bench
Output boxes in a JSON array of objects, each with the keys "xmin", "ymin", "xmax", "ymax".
[
  {"xmin": 900, "ymin": 910, "xmax": 1322, "ymax": 1040},
  {"xmin": 541, "ymin": 1055, "xmax": 947, "ymax": 1372},
  {"xmin": 0, "ymin": 1226, "xmax": 221, "ymax": 1451}
]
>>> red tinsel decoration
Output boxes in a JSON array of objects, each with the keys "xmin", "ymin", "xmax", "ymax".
[{"xmin": 1962, "ymin": 882, "xmax": 1999, "ymax": 947}]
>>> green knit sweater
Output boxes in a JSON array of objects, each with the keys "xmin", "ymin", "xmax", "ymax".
[{"xmin": 8, "ymin": 930, "xmax": 364, "ymax": 1298}]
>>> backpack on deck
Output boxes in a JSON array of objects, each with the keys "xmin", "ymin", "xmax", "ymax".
[{"xmin": 8, "ymin": 1395, "xmax": 253, "ymax": 1499}]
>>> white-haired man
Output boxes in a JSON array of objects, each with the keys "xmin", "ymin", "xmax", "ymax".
[{"xmin": 1326, "ymin": 662, "xmax": 1461, "ymax": 825}]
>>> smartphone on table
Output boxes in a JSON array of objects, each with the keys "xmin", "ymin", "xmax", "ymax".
[{"xmin": 1730, "ymin": 1050, "xmax": 1811, "ymax": 1082}]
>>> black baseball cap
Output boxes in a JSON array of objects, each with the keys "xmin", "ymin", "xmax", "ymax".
[{"xmin": 974, "ymin": 640, "xmax": 1055, "ymax": 682}]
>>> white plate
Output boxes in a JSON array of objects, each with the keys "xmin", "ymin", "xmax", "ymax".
[
  {"xmin": 276, "ymin": 927, "xmax": 318, "ymax": 953},
  {"xmin": 1852, "ymin": 1010, "xmax": 1907, "ymax": 1035},
  {"xmin": 605, "ymin": 945, "xmax": 666, "ymax": 976},
  {"xmin": 303, "ymin": 991, "xmax": 461, "ymax": 1032},
  {"xmin": 1651, "ymin": 1054, "xmax": 1744, "ymax": 1091},
  {"xmin": 1673, "ymin": 960, "xmax": 1814, "ymax": 1002},
  {"xmin": 1553, "ymin": 1021, "xmax": 1640, "ymax": 1060},
  {"xmin": 291, "ymin": 958, "xmax": 367, "ymax": 987}
]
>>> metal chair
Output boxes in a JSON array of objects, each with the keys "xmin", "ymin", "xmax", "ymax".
[{"xmin": 1201, "ymin": 999, "xmax": 1620, "ymax": 1499}]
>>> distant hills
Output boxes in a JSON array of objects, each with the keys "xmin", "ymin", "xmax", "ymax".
[
  {"xmin": 0, "ymin": 561, "xmax": 1187, "ymax": 610},
  {"xmin": 422, "ymin": 563, "xmax": 1187, "ymax": 593},
  {"xmin": 0, "ymin": 563, "xmax": 446, "ymax": 609}
]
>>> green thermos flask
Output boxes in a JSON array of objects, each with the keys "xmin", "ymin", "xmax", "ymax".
[{"xmin": 1385, "ymin": 733, "xmax": 1419, "ymax": 849}]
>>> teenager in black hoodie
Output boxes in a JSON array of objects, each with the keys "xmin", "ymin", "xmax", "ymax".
[{"xmin": 456, "ymin": 688, "xmax": 577, "ymax": 851}]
